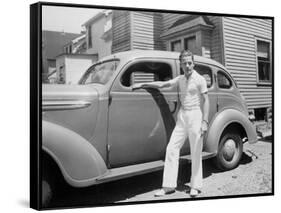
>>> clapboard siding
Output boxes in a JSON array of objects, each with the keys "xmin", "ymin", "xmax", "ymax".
[
  {"xmin": 223, "ymin": 17, "xmax": 272, "ymax": 110},
  {"xmin": 112, "ymin": 11, "xmax": 131, "ymax": 53},
  {"xmin": 131, "ymin": 12, "xmax": 164, "ymax": 50},
  {"xmin": 132, "ymin": 12, "xmax": 154, "ymax": 50},
  {"xmin": 208, "ymin": 16, "xmax": 224, "ymax": 64},
  {"xmin": 153, "ymin": 13, "xmax": 165, "ymax": 50},
  {"xmin": 202, "ymin": 30, "xmax": 212, "ymax": 58}
]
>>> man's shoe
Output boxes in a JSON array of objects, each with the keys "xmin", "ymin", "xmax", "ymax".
[
  {"xmin": 190, "ymin": 188, "xmax": 200, "ymax": 197},
  {"xmin": 154, "ymin": 188, "xmax": 175, "ymax": 197}
]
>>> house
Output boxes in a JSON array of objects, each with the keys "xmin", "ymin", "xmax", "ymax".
[
  {"xmin": 63, "ymin": 33, "xmax": 87, "ymax": 54},
  {"xmin": 84, "ymin": 11, "xmax": 272, "ymax": 121},
  {"xmin": 42, "ymin": 30, "xmax": 82, "ymax": 83},
  {"xmin": 55, "ymin": 53, "xmax": 98, "ymax": 84},
  {"xmin": 82, "ymin": 10, "xmax": 112, "ymax": 59}
]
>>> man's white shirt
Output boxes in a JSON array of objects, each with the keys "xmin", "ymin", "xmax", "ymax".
[{"xmin": 167, "ymin": 71, "xmax": 208, "ymax": 110}]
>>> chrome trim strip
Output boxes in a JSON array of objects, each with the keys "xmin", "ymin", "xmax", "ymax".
[{"xmin": 43, "ymin": 100, "xmax": 91, "ymax": 111}]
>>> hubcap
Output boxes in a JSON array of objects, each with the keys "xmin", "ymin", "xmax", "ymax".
[{"xmin": 222, "ymin": 139, "xmax": 236, "ymax": 161}]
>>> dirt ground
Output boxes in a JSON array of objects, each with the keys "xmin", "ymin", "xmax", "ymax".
[
  {"xmin": 50, "ymin": 137, "xmax": 272, "ymax": 208},
  {"xmin": 122, "ymin": 137, "xmax": 272, "ymax": 202}
]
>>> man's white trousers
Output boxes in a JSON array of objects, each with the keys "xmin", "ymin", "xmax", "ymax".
[{"xmin": 162, "ymin": 108, "xmax": 203, "ymax": 189}]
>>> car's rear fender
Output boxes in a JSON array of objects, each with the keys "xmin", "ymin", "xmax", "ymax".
[
  {"xmin": 42, "ymin": 120, "xmax": 108, "ymax": 187},
  {"xmin": 205, "ymin": 108, "xmax": 258, "ymax": 153}
]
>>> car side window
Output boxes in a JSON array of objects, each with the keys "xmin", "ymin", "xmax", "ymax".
[
  {"xmin": 194, "ymin": 64, "xmax": 212, "ymax": 88},
  {"xmin": 121, "ymin": 62, "xmax": 173, "ymax": 87},
  {"xmin": 217, "ymin": 71, "xmax": 232, "ymax": 89}
]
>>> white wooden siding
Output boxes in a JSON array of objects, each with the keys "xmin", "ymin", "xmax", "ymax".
[
  {"xmin": 112, "ymin": 11, "xmax": 131, "ymax": 53},
  {"xmin": 222, "ymin": 17, "xmax": 272, "ymax": 110},
  {"xmin": 202, "ymin": 30, "xmax": 212, "ymax": 58},
  {"xmin": 131, "ymin": 12, "xmax": 164, "ymax": 50},
  {"xmin": 208, "ymin": 16, "xmax": 224, "ymax": 64}
]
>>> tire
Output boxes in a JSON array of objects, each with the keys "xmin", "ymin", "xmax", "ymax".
[
  {"xmin": 41, "ymin": 153, "xmax": 68, "ymax": 208},
  {"xmin": 42, "ymin": 176, "xmax": 53, "ymax": 208},
  {"xmin": 214, "ymin": 132, "xmax": 243, "ymax": 171}
]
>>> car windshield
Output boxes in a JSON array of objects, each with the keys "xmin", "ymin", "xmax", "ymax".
[{"xmin": 80, "ymin": 60, "xmax": 120, "ymax": 85}]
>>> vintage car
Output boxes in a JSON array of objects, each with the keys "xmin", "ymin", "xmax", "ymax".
[{"xmin": 42, "ymin": 50, "xmax": 257, "ymax": 205}]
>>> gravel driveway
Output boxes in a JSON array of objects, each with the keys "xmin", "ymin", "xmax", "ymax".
[
  {"xmin": 50, "ymin": 138, "xmax": 272, "ymax": 208},
  {"xmin": 125, "ymin": 138, "xmax": 272, "ymax": 202}
]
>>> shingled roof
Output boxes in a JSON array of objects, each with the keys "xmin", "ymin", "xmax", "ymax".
[
  {"xmin": 42, "ymin": 30, "xmax": 81, "ymax": 59},
  {"xmin": 161, "ymin": 15, "xmax": 214, "ymax": 39}
]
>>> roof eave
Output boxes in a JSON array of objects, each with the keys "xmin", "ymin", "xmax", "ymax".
[{"xmin": 160, "ymin": 24, "xmax": 214, "ymax": 39}]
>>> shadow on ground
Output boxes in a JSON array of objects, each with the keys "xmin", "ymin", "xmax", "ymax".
[
  {"xmin": 49, "ymin": 151, "xmax": 254, "ymax": 209},
  {"xmin": 260, "ymin": 136, "xmax": 272, "ymax": 143}
]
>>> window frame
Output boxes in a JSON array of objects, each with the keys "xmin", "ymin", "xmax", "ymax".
[
  {"xmin": 255, "ymin": 37, "xmax": 272, "ymax": 85},
  {"xmin": 193, "ymin": 63, "xmax": 213, "ymax": 89},
  {"xmin": 120, "ymin": 61, "xmax": 174, "ymax": 88},
  {"xmin": 217, "ymin": 70, "xmax": 233, "ymax": 90},
  {"xmin": 169, "ymin": 33, "xmax": 197, "ymax": 53},
  {"xmin": 184, "ymin": 36, "xmax": 196, "ymax": 53},
  {"xmin": 113, "ymin": 59, "xmax": 176, "ymax": 92},
  {"xmin": 170, "ymin": 39, "xmax": 182, "ymax": 52},
  {"xmin": 79, "ymin": 59, "xmax": 120, "ymax": 85}
]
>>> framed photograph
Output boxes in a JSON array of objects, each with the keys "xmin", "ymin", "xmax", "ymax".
[{"xmin": 30, "ymin": 1, "xmax": 274, "ymax": 210}]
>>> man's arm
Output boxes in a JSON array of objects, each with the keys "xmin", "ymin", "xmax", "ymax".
[
  {"xmin": 132, "ymin": 81, "xmax": 171, "ymax": 90},
  {"xmin": 201, "ymin": 92, "xmax": 210, "ymax": 135},
  {"xmin": 202, "ymin": 93, "xmax": 209, "ymax": 122}
]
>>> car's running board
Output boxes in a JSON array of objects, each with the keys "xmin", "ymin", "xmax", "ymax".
[
  {"xmin": 95, "ymin": 152, "xmax": 215, "ymax": 184},
  {"xmin": 96, "ymin": 160, "xmax": 165, "ymax": 184},
  {"xmin": 180, "ymin": 151, "xmax": 217, "ymax": 162}
]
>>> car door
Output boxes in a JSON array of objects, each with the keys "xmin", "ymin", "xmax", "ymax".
[{"xmin": 108, "ymin": 58, "xmax": 179, "ymax": 168}]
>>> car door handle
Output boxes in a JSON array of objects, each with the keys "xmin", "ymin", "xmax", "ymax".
[{"xmin": 168, "ymin": 100, "xmax": 178, "ymax": 114}]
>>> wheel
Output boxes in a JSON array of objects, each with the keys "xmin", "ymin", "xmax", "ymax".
[
  {"xmin": 41, "ymin": 153, "xmax": 68, "ymax": 208},
  {"xmin": 42, "ymin": 176, "xmax": 53, "ymax": 207},
  {"xmin": 214, "ymin": 132, "xmax": 243, "ymax": 171},
  {"xmin": 42, "ymin": 158, "xmax": 55, "ymax": 208}
]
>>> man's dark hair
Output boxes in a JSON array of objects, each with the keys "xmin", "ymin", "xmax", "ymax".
[{"xmin": 179, "ymin": 50, "xmax": 194, "ymax": 61}]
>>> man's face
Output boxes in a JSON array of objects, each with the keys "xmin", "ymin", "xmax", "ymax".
[{"xmin": 180, "ymin": 55, "xmax": 194, "ymax": 76}]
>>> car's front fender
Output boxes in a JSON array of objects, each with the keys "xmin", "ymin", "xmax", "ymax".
[
  {"xmin": 205, "ymin": 109, "xmax": 258, "ymax": 153},
  {"xmin": 42, "ymin": 120, "xmax": 108, "ymax": 187}
]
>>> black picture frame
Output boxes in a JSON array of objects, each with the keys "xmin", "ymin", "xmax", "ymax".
[{"xmin": 30, "ymin": 1, "xmax": 274, "ymax": 210}]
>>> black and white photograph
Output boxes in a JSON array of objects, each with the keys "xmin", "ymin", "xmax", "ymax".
[{"xmin": 29, "ymin": 1, "xmax": 273, "ymax": 211}]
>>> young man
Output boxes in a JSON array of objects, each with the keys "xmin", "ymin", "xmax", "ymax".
[{"xmin": 132, "ymin": 50, "xmax": 209, "ymax": 197}]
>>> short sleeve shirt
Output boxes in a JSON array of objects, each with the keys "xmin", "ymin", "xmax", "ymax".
[{"xmin": 167, "ymin": 71, "xmax": 208, "ymax": 110}]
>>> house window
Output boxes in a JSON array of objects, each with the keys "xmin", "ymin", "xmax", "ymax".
[
  {"xmin": 171, "ymin": 40, "xmax": 182, "ymax": 52},
  {"xmin": 184, "ymin": 36, "xmax": 196, "ymax": 53},
  {"xmin": 256, "ymin": 39, "xmax": 271, "ymax": 83},
  {"xmin": 58, "ymin": 65, "xmax": 65, "ymax": 84},
  {"xmin": 88, "ymin": 25, "xmax": 92, "ymax": 48}
]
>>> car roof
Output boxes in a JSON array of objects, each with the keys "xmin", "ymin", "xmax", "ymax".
[{"xmin": 100, "ymin": 50, "xmax": 227, "ymax": 71}]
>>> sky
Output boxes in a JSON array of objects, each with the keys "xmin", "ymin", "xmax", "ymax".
[{"xmin": 42, "ymin": 5, "xmax": 102, "ymax": 34}]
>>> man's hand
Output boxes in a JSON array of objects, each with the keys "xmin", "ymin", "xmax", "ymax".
[
  {"xmin": 132, "ymin": 83, "xmax": 144, "ymax": 90},
  {"xmin": 200, "ymin": 120, "xmax": 208, "ymax": 136}
]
